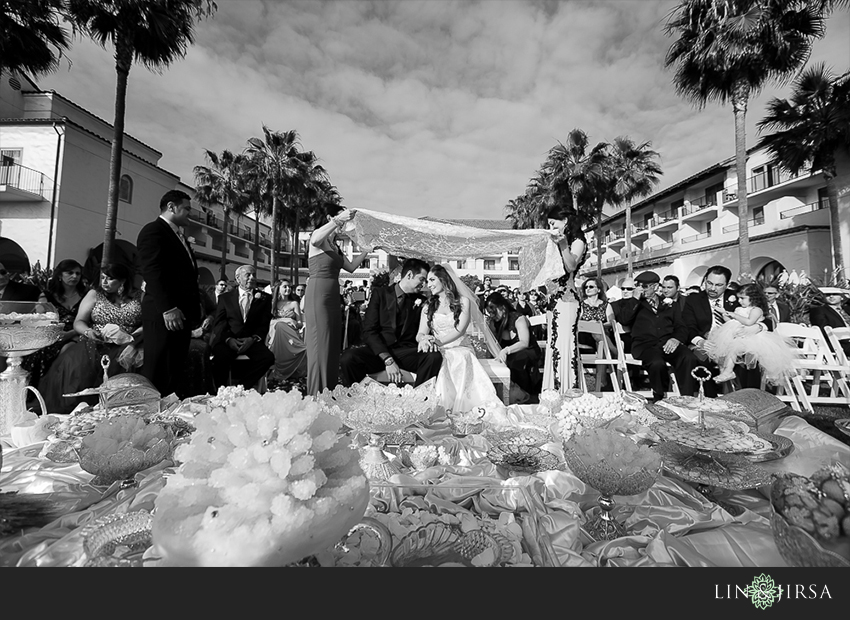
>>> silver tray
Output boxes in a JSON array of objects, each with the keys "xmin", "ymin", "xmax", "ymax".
[
  {"xmin": 834, "ymin": 418, "xmax": 850, "ymax": 438},
  {"xmin": 654, "ymin": 441, "xmax": 776, "ymax": 490}
]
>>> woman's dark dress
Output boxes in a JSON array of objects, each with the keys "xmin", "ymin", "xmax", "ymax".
[
  {"xmin": 495, "ymin": 311, "xmax": 542, "ymax": 396},
  {"xmin": 305, "ymin": 249, "xmax": 344, "ymax": 395},
  {"xmin": 25, "ymin": 291, "xmax": 82, "ymax": 387},
  {"xmin": 40, "ymin": 291, "xmax": 142, "ymax": 414}
]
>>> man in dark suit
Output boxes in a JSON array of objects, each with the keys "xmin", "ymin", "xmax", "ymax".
[
  {"xmin": 809, "ymin": 287, "xmax": 850, "ymax": 358},
  {"xmin": 661, "ymin": 275, "xmax": 686, "ymax": 312},
  {"xmin": 763, "ymin": 284, "xmax": 791, "ymax": 331},
  {"xmin": 0, "ymin": 262, "xmax": 42, "ymax": 302},
  {"xmin": 340, "ymin": 258, "xmax": 442, "ymax": 387},
  {"xmin": 617, "ymin": 271, "xmax": 696, "ymax": 401},
  {"xmin": 137, "ymin": 189, "xmax": 201, "ymax": 397},
  {"xmin": 210, "ymin": 264, "xmax": 274, "ymax": 389},
  {"xmin": 683, "ymin": 265, "xmax": 765, "ymax": 395}
]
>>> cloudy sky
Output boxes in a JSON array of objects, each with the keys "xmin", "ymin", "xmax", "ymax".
[{"xmin": 38, "ymin": 0, "xmax": 850, "ymax": 221}]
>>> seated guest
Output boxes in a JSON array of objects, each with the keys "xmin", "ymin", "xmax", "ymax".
[
  {"xmin": 809, "ymin": 286, "xmax": 850, "ymax": 358},
  {"xmin": 514, "ymin": 290, "xmax": 536, "ymax": 319},
  {"xmin": 0, "ymin": 261, "xmax": 43, "ymax": 302},
  {"xmin": 618, "ymin": 270, "xmax": 696, "ymax": 401},
  {"xmin": 763, "ymin": 284, "xmax": 791, "ymax": 331},
  {"xmin": 577, "ymin": 277, "xmax": 616, "ymax": 390},
  {"xmin": 268, "ymin": 279, "xmax": 307, "ymax": 383},
  {"xmin": 214, "ymin": 278, "xmax": 229, "ymax": 305},
  {"xmin": 40, "ymin": 263, "xmax": 143, "ymax": 414},
  {"xmin": 661, "ymin": 275, "xmax": 686, "ymax": 311},
  {"xmin": 683, "ymin": 265, "xmax": 763, "ymax": 395},
  {"xmin": 210, "ymin": 265, "xmax": 274, "ymax": 390},
  {"xmin": 25, "ymin": 259, "xmax": 87, "ymax": 386},
  {"xmin": 486, "ymin": 292, "xmax": 542, "ymax": 403}
]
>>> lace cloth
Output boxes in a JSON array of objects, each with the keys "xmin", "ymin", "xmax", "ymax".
[{"xmin": 343, "ymin": 208, "xmax": 565, "ymax": 290}]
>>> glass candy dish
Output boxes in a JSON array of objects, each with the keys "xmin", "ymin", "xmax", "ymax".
[
  {"xmin": 487, "ymin": 444, "xmax": 565, "ymax": 475},
  {"xmin": 654, "ymin": 441, "xmax": 775, "ymax": 491},
  {"xmin": 484, "ymin": 425, "xmax": 553, "ymax": 448},
  {"xmin": 78, "ymin": 417, "xmax": 173, "ymax": 486},
  {"xmin": 447, "ymin": 407, "xmax": 486, "ymax": 436},
  {"xmin": 564, "ymin": 428, "xmax": 662, "ymax": 541},
  {"xmin": 317, "ymin": 377, "xmax": 438, "ymax": 433}
]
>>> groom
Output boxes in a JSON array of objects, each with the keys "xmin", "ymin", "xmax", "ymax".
[{"xmin": 340, "ymin": 258, "xmax": 442, "ymax": 386}]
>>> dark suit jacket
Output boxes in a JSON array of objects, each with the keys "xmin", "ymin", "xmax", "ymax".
[
  {"xmin": 617, "ymin": 295, "xmax": 689, "ymax": 359},
  {"xmin": 137, "ymin": 217, "xmax": 201, "ymax": 327},
  {"xmin": 764, "ymin": 300, "xmax": 791, "ymax": 331},
  {"xmin": 0, "ymin": 280, "xmax": 42, "ymax": 302},
  {"xmin": 362, "ymin": 285, "xmax": 426, "ymax": 358},
  {"xmin": 211, "ymin": 287, "xmax": 272, "ymax": 347},
  {"xmin": 809, "ymin": 302, "xmax": 850, "ymax": 356},
  {"xmin": 683, "ymin": 290, "xmax": 739, "ymax": 344}
]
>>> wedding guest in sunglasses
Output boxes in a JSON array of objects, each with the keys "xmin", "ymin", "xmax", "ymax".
[{"xmin": 0, "ymin": 262, "xmax": 42, "ymax": 302}]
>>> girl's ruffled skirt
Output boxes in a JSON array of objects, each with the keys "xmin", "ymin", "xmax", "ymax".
[{"xmin": 708, "ymin": 322, "xmax": 796, "ymax": 386}]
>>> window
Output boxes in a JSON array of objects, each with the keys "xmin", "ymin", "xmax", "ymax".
[
  {"xmin": 509, "ymin": 259, "xmax": 520, "ymax": 271},
  {"xmin": 456, "ymin": 260, "xmax": 466, "ymax": 269},
  {"xmin": 818, "ymin": 187, "xmax": 828, "ymax": 209},
  {"xmin": 119, "ymin": 174, "xmax": 133, "ymax": 203},
  {"xmin": 0, "ymin": 149, "xmax": 22, "ymax": 185},
  {"xmin": 705, "ymin": 182, "xmax": 723, "ymax": 205},
  {"xmin": 483, "ymin": 259, "xmax": 496, "ymax": 271},
  {"xmin": 751, "ymin": 206, "xmax": 764, "ymax": 225}
]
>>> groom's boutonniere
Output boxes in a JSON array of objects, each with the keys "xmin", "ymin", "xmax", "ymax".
[
  {"xmin": 413, "ymin": 298, "xmax": 423, "ymax": 308},
  {"xmin": 254, "ymin": 292, "xmax": 263, "ymax": 300},
  {"xmin": 728, "ymin": 295, "xmax": 737, "ymax": 303},
  {"xmin": 662, "ymin": 297, "xmax": 674, "ymax": 307}
]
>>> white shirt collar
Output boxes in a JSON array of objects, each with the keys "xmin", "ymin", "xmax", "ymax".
[{"xmin": 158, "ymin": 215, "xmax": 182, "ymax": 235}]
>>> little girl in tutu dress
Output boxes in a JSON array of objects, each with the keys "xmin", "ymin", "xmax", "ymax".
[{"xmin": 709, "ymin": 283, "xmax": 796, "ymax": 385}]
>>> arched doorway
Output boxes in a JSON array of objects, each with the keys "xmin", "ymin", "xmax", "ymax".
[
  {"xmin": 756, "ymin": 260, "xmax": 785, "ymax": 285},
  {"xmin": 198, "ymin": 267, "xmax": 215, "ymax": 286},
  {"xmin": 685, "ymin": 265, "xmax": 708, "ymax": 287},
  {"xmin": 0, "ymin": 237, "xmax": 31, "ymax": 273}
]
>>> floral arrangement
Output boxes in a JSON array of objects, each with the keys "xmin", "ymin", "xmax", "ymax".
[{"xmin": 150, "ymin": 389, "xmax": 369, "ymax": 566}]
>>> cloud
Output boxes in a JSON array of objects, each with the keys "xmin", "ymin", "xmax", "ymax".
[{"xmin": 37, "ymin": 0, "xmax": 850, "ymax": 221}]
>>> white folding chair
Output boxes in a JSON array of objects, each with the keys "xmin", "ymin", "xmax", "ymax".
[
  {"xmin": 824, "ymin": 326, "xmax": 850, "ymax": 369},
  {"xmin": 611, "ymin": 321, "xmax": 680, "ymax": 398},
  {"xmin": 527, "ymin": 313, "xmax": 547, "ymax": 353},
  {"xmin": 576, "ymin": 320, "xmax": 621, "ymax": 393},
  {"xmin": 775, "ymin": 322, "xmax": 850, "ymax": 411}
]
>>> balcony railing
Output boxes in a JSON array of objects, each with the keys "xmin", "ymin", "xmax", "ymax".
[
  {"xmin": 722, "ymin": 215, "xmax": 765, "ymax": 234},
  {"xmin": 631, "ymin": 223, "xmax": 649, "ymax": 234},
  {"xmin": 640, "ymin": 241, "xmax": 673, "ymax": 256},
  {"xmin": 243, "ymin": 230, "xmax": 253, "ymax": 242},
  {"xmin": 188, "ymin": 207, "xmax": 206, "ymax": 222},
  {"xmin": 206, "ymin": 214, "xmax": 220, "ymax": 228},
  {"xmin": 681, "ymin": 196, "xmax": 715, "ymax": 216},
  {"xmin": 680, "ymin": 232, "xmax": 711, "ymax": 244},
  {"xmin": 0, "ymin": 163, "xmax": 46, "ymax": 196},
  {"xmin": 234, "ymin": 249, "xmax": 249, "ymax": 258},
  {"xmin": 779, "ymin": 198, "xmax": 828, "ymax": 220},
  {"xmin": 748, "ymin": 167, "xmax": 807, "ymax": 194}
]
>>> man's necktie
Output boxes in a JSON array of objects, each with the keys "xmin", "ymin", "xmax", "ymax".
[
  {"xmin": 649, "ymin": 295, "xmax": 658, "ymax": 312},
  {"xmin": 770, "ymin": 304, "xmax": 779, "ymax": 326},
  {"xmin": 241, "ymin": 292, "xmax": 250, "ymax": 321},
  {"xmin": 711, "ymin": 298, "xmax": 722, "ymax": 331}
]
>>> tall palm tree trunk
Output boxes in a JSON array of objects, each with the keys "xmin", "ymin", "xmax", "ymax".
[
  {"xmin": 823, "ymin": 172, "xmax": 845, "ymax": 278},
  {"xmin": 291, "ymin": 208, "xmax": 300, "ymax": 285},
  {"xmin": 270, "ymin": 195, "xmax": 280, "ymax": 283},
  {"xmin": 733, "ymin": 83, "xmax": 751, "ymax": 277},
  {"xmin": 219, "ymin": 207, "xmax": 229, "ymax": 280},
  {"xmin": 102, "ymin": 40, "xmax": 132, "ymax": 268},
  {"xmin": 625, "ymin": 204, "xmax": 633, "ymax": 278},
  {"xmin": 253, "ymin": 213, "xmax": 260, "ymax": 272},
  {"xmin": 595, "ymin": 222, "xmax": 604, "ymax": 281}
]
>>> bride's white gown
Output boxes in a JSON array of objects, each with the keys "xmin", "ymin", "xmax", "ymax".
[{"xmin": 432, "ymin": 312, "xmax": 504, "ymax": 414}]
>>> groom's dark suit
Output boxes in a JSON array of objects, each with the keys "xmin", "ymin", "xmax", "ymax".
[{"xmin": 340, "ymin": 283, "xmax": 442, "ymax": 386}]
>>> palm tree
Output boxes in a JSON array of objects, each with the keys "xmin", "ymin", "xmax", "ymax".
[
  {"xmin": 245, "ymin": 127, "xmax": 308, "ymax": 283},
  {"xmin": 543, "ymin": 129, "xmax": 609, "ymax": 279},
  {"xmin": 193, "ymin": 149, "xmax": 250, "ymax": 280},
  {"xmin": 607, "ymin": 137, "xmax": 663, "ymax": 277},
  {"xmin": 65, "ymin": 0, "xmax": 216, "ymax": 268},
  {"xmin": 757, "ymin": 64, "xmax": 850, "ymax": 278},
  {"xmin": 0, "ymin": 0, "xmax": 69, "ymax": 78},
  {"xmin": 504, "ymin": 170, "xmax": 551, "ymax": 230},
  {"xmin": 664, "ymin": 0, "xmax": 824, "ymax": 277}
]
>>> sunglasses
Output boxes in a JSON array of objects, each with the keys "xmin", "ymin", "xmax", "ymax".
[
  {"xmin": 0, "ymin": 270, "xmax": 8, "ymax": 276},
  {"xmin": 621, "ymin": 286, "xmax": 635, "ymax": 291}
]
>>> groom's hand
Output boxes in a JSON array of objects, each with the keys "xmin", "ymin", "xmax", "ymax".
[{"xmin": 386, "ymin": 359, "xmax": 403, "ymax": 384}]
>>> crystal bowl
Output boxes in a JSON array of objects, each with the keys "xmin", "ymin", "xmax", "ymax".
[
  {"xmin": 770, "ymin": 507, "xmax": 850, "ymax": 567},
  {"xmin": 0, "ymin": 301, "xmax": 63, "ymax": 356},
  {"xmin": 564, "ymin": 447, "xmax": 660, "ymax": 496},
  {"xmin": 79, "ymin": 417, "xmax": 174, "ymax": 485},
  {"xmin": 317, "ymin": 378, "xmax": 438, "ymax": 433}
]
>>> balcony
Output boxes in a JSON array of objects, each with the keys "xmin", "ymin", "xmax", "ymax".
[
  {"xmin": 242, "ymin": 230, "xmax": 254, "ymax": 242},
  {"xmin": 640, "ymin": 241, "xmax": 673, "ymax": 257},
  {"xmin": 780, "ymin": 198, "xmax": 828, "ymax": 220},
  {"xmin": 206, "ymin": 213, "xmax": 220, "ymax": 228},
  {"xmin": 748, "ymin": 167, "xmax": 807, "ymax": 194},
  {"xmin": 0, "ymin": 163, "xmax": 47, "ymax": 202},
  {"xmin": 234, "ymin": 249, "xmax": 249, "ymax": 259},
  {"xmin": 630, "ymin": 222, "xmax": 650, "ymax": 241},
  {"xmin": 605, "ymin": 256, "xmax": 621, "ymax": 265},
  {"xmin": 649, "ymin": 210, "xmax": 678, "ymax": 232},
  {"xmin": 606, "ymin": 230, "xmax": 626, "ymax": 248},
  {"xmin": 681, "ymin": 196, "xmax": 718, "ymax": 222},
  {"xmin": 721, "ymin": 215, "xmax": 766, "ymax": 234},
  {"xmin": 188, "ymin": 207, "xmax": 206, "ymax": 222},
  {"xmin": 680, "ymin": 232, "xmax": 711, "ymax": 244}
]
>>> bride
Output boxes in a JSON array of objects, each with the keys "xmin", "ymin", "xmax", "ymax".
[{"xmin": 416, "ymin": 264, "xmax": 505, "ymax": 415}]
